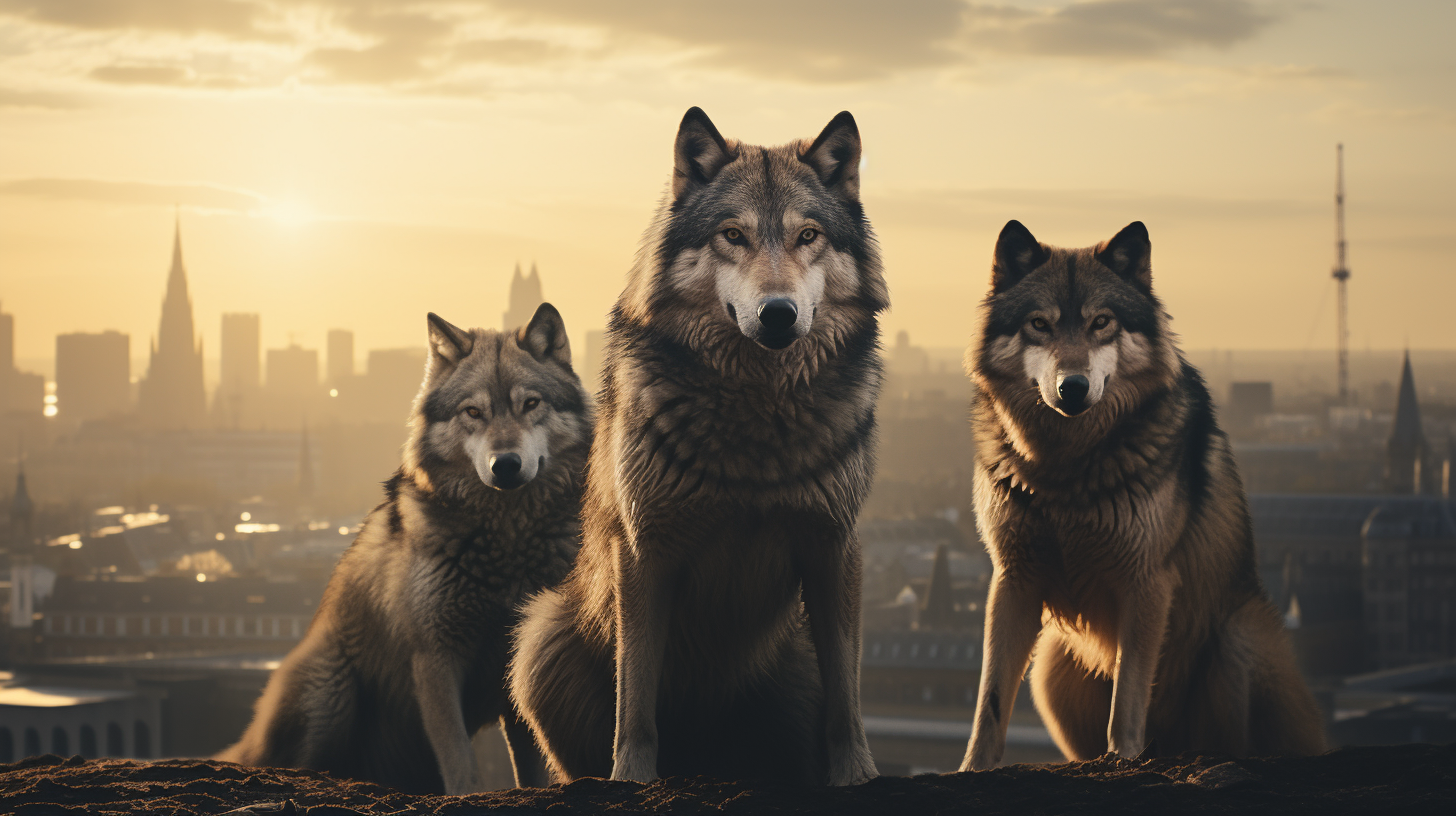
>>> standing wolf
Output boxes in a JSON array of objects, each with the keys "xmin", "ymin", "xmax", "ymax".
[
  {"xmin": 960, "ymin": 220, "xmax": 1326, "ymax": 770},
  {"xmin": 510, "ymin": 108, "xmax": 887, "ymax": 786},
  {"xmin": 219, "ymin": 304, "xmax": 592, "ymax": 794}
]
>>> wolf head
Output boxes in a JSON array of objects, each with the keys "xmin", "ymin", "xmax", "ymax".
[
  {"xmin": 405, "ymin": 303, "xmax": 591, "ymax": 497},
  {"xmin": 973, "ymin": 220, "xmax": 1177, "ymax": 422},
  {"xmin": 618, "ymin": 107, "xmax": 887, "ymax": 361}
]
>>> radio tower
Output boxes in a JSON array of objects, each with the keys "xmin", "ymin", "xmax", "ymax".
[{"xmin": 1333, "ymin": 144, "xmax": 1351, "ymax": 406}]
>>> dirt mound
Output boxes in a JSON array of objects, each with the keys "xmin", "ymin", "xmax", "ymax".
[{"xmin": 3, "ymin": 744, "xmax": 1453, "ymax": 815}]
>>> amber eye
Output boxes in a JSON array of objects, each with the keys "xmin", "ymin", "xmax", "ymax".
[
  {"xmin": 1030, "ymin": 318, "xmax": 1051, "ymax": 332},
  {"xmin": 464, "ymin": 406, "xmax": 482, "ymax": 419},
  {"xmin": 798, "ymin": 228, "xmax": 818, "ymax": 245},
  {"xmin": 722, "ymin": 227, "xmax": 746, "ymax": 245},
  {"xmin": 522, "ymin": 397, "xmax": 540, "ymax": 412},
  {"xmin": 1091, "ymin": 315, "xmax": 1111, "ymax": 330}
]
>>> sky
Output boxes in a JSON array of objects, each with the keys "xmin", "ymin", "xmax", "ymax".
[{"xmin": 2, "ymin": 0, "xmax": 1453, "ymax": 369}]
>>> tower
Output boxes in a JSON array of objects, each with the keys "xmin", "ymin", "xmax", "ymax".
[
  {"xmin": 1332, "ymin": 144, "xmax": 1351, "ymax": 406},
  {"xmin": 138, "ymin": 216, "xmax": 208, "ymax": 429},
  {"xmin": 1387, "ymin": 351, "xmax": 1430, "ymax": 494},
  {"xmin": 503, "ymin": 262, "xmax": 543, "ymax": 331}
]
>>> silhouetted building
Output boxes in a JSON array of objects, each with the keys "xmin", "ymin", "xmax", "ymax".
[
  {"xmin": 297, "ymin": 426, "xmax": 314, "ymax": 499},
  {"xmin": 217, "ymin": 313, "xmax": 261, "ymax": 428},
  {"xmin": 357, "ymin": 348, "xmax": 425, "ymax": 424},
  {"xmin": 1227, "ymin": 381, "xmax": 1275, "ymax": 432},
  {"xmin": 55, "ymin": 331, "xmax": 130, "ymax": 423},
  {"xmin": 1362, "ymin": 497, "xmax": 1456, "ymax": 670},
  {"xmin": 503, "ymin": 262, "xmax": 542, "ymax": 330},
  {"xmin": 264, "ymin": 345, "xmax": 319, "ymax": 424},
  {"xmin": 326, "ymin": 330, "xmax": 354, "ymax": 385},
  {"xmin": 919, "ymin": 544, "xmax": 958, "ymax": 631},
  {"xmin": 0, "ymin": 303, "xmax": 44, "ymax": 420},
  {"xmin": 138, "ymin": 220, "xmax": 207, "ymax": 429},
  {"xmin": 1387, "ymin": 352, "xmax": 1433, "ymax": 494},
  {"xmin": 889, "ymin": 330, "xmax": 930, "ymax": 376}
]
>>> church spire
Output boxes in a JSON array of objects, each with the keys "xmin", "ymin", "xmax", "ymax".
[
  {"xmin": 139, "ymin": 213, "xmax": 208, "ymax": 429},
  {"xmin": 1387, "ymin": 350, "xmax": 1429, "ymax": 494}
]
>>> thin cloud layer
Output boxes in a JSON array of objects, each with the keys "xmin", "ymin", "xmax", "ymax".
[
  {"xmin": 0, "ymin": 177, "xmax": 266, "ymax": 212},
  {"xmin": 0, "ymin": 0, "xmax": 1289, "ymax": 91}
]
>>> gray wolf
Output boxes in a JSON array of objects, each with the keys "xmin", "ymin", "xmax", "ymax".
[
  {"xmin": 218, "ymin": 303, "xmax": 592, "ymax": 794},
  {"xmin": 961, "ymin": 220, "xmax": 1326, "ymax": 770},
  {"xmin": 509, "ymin": 107, "xmax": 888, "ymax": 786}
]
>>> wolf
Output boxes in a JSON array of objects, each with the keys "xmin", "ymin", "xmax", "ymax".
[
  {"xmin": 959, "ymin": 220, "xmax": 1327, "ymax": 770},
  {"xmin": 509, "ymin": 108, "xmax": 888, "ymax": 786},
  {"xmin": 218, "ymin": 303, "xmax": 593, "ymax": 794}
]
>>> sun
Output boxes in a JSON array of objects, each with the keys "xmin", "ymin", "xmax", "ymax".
[{"xmin": 265, "ymin": 199, "xmax": 316, "ymax": 227}]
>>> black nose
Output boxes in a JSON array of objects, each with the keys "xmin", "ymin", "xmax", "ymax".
[
  {"xmin": 1057, "ymin": 375, "xmax": 1090, "ymax": 414},
  {"xmin": 489, "ymin": 453, "xmax": 522, "ymax": 482},
  {"xmin": 757, "ymin": 298, "xmax": 798, "ymax": 334}
]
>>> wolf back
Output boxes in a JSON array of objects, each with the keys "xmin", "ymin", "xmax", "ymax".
[
  {"xmin": 218, "ymin": 303, "xmax": 592, "ymax": 794},
  {"xmin": 960, "ymin": 220, "xmax": 1326, "ymax": 770},
  {"xmin": 510, "ymin": 108, "xmax": 887, "ymax": 786}
]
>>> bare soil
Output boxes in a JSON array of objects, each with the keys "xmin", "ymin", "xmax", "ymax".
[{"xmin": 2, "ymin": 744, "xmax": 1453, "ymax": 815}]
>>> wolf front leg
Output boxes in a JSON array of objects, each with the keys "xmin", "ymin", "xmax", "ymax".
[
  {"xmin": 961, "ymin": 570, "xmax": 1043, "ymax": 772},
  {"xmin": 800, "ymin": 527, "xmax": 877, "ymax": 786},
  {"xmin": 610, "ymin": 534, "xmax": 673, "ymax": 783},
  {"xmin": 411, "ymin": 651, "xmax": 484, "ymax": 794},
  {"xmin": 501, "ymin": 707, "xmax": 551, "ymax": 788},
  {"xmin": 1106, "ymin": 574, "xmax": 1174, "ymax": 758}
]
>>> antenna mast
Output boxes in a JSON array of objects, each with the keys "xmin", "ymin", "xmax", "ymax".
[{"xmin": 1333, "ymin": 144, "xmax": 1351, "ymax": 406}]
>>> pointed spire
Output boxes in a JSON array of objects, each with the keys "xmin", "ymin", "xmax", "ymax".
[
  {"xmin": 919, "ymin": 544, "xmax": 957, "ymax": 630},
  {"xmin": 11, "ymin": 458, "xmax": 34, "ymax": 549},
  {"xmin": 1388, "ymin": 350, "xmax": 1429, "ymax": 493}
]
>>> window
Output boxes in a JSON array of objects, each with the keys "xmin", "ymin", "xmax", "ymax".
[
  {"xmin": 106, "ymin": 723, "xmax": 125, "ymax": 757},
  {"xmin": 134, "ymin": 722, "xmax": 152, "ymax": 759},
  {"xmin": 52, "ymin": 726, "xmax": 69, "ymax": 756},
  {"xmin": 0, "ymin": 728, "xmax": 12, "ymax": 763},
  {"xmin": 79, "ymin": 724, "xmax": 97, "ymax": 758},
  {"xmin": 24, "ymin": 728, "xmax": 41, "ymax": 758}
]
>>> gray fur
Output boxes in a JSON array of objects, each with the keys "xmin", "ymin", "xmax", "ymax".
[
  {"xmin": 218, "ymin": 303, "xmax": 592, "ymax": 794},
  {"xmin": 510, "ymin": 108, "xmax": 885, "ymax": 787},
  {"xmin": 960, "ymin": 220, "xmax": 1326, "ymax": 771}
]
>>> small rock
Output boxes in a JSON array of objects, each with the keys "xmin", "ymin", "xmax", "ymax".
[{"xmin": 1187, "ymin": 762, "xmax": 1256, "ymax": 790}]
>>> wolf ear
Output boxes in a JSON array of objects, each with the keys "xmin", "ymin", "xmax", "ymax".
[
  {"xmin": 991, "ymin": 220, "xmax": 1047, "ymax": 294},
  {"xmin": 518, "ymin": 302, "xmax": 571, "ymax": 370},
  {"xmin": 427, "ymin": 313, "xmax": 473, "ymax": 365},
  {"xmin": 1096, "ymin": 221, "xmax": 1152, "ymax": 291},
  {"xmin": 800, "ymin": 111, "xmax": 861, "ymax": 200},
  {"xmin": 672, "ymin": 107, "xmax": 736, "ymax": 201}
]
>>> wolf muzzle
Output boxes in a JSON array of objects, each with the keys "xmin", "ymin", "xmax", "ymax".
[
  {"xmin": 1055, "ymin": 374, "xmax": 1090, "ymax": 416},
  {"xmin": 754, "ymin": 297, "xmax": 799, "ymax": 350},
  {"xmin": 489, "ymin": 452, "xmax": 525, "ymax": 490}
]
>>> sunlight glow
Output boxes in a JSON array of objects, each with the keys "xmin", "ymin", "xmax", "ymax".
[{"xmin": 264, "ymin": 199, "xmax": 316, "ymax": 227}]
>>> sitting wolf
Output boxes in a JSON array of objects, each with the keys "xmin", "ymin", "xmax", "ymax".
[
  {"xmin": 219, "ymin": 303, "xmax": 592, "ymax": 794},
  {"xmin": 960, "ymin": 221, "xmax": 1326, "ymax": 770}
]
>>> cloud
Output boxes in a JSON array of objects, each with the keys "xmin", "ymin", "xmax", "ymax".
[
  {"xmin": 0, "ymin": 177, "xmax": 266, "ymax": 212},
  {"xmin": 0, "ymin": 0, "xmax": 281, "ymax": 41},
  {"xmin": 89, "ymin": 64, "xmax": 192, "ymax": 86},
  {"xmin": 0, "ymin": 86, "xmax": 81, "ymax": 109},
  {"xmin": 962, "ymin": 0, "xmax": 1278, "ymax": 60}
]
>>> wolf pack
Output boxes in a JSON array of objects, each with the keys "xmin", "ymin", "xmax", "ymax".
[{"xmin": 218, "ymin": 108, "xmax": 1327, "ymax": 793}]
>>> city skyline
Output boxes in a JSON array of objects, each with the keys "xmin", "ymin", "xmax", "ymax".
[{"xmin": 1, "ymin": 1, "xmax": 1454, "ymax": 360}]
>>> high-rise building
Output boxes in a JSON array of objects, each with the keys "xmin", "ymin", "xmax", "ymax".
[
  {"xmin": 217, "ymin": 313, "xmax": 261, "ymax": 429},
  {"xmin": 327, "ymin": 330, "xmax": 354, "ymax": 385},
  {"xmin": 55, "ymin": 331, "xmax": 131, "ymax": 422},
  {"xmin": 138, "ymin": 218, "xmax": 207, "ymax": 429},
  {"xmin": 265, "ymin": 345, "xmax": 319, "ymax": 422},
  {"xmin": 503, "ymin": 262, "xmax": 543, "ymax": 331}
]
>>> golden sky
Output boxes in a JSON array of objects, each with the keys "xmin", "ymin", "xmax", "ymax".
[{"xmin": 2, "ymin": 0, "xmax": 1453, "ymax": 365}]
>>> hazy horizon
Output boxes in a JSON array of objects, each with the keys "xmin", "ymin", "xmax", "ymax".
[{"xmin": 3, "ymin": 1, "xmax": 1454, "ymax": 361}]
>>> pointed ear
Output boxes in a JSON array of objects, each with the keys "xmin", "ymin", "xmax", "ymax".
[
  {"xmin": 800, "ymin": 111, "xmax": 861, "ymax": 200},
  {"xmin": 518, "ymin": 302, "xmax": 571, "ymax": 369},
  {"xmin": 991, "ymin": 220, "xmax": 1047, "ymax": 294},
  {"xmin": 672, "ymin": 107, "xmax": 737, "ymax": 201},
  {"xmin": 427, "ymin": 313, "xmax": 473, "ymax": 365},
  {"xmin": 1095, "ymin": 221, "xmax": 1152, "ymax": 291}
]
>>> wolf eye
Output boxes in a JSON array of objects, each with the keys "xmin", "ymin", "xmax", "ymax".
[
  {"xmin": 1091, "ymin": 315, "xmax": 1111, "ymax": 330},
  {"xmin": 722, "ymin": 228, "xmax": 746, "ymax": 246},
  {"xmin": 463, "ymin": 406, "xmax": 482, "ymax": 419},
  {"xmin": 1030, "ymin": 318, "xmax": 1051, "ymax": 332},
  {"xmin": 798, "ymin": 228, "xmax": 818, "ymax": 245},
  {"xmin": 522, "ymin": 397, "xmax": 541, "ymax": 412}
]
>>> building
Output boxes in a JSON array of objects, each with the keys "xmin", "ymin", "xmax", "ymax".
[
  {"xmin": 264, "ymin": 345, "xmax": 319, "ymax": 424},
  {"xmin": 0, "ymin": 303, "xmax": 45, "ymax": 421},
  {"xmin": 217, "ymin": 313, "xmax": 261, "ymax": 429},
  {"xmin": 137, "ymin": 220, "xmax": 207, "ymax": 430},
  {"xmin": 1362, "ymin": 497, "xmax": 1456, "ymax": 670},
  {"xmin": 502, "ymin": 262, "xmax": 543, "ymax": 330},
  {"xmin": 326, "ymin": 329, "xmax": 354, "ymax": 385},
  {"xmin": 1387, "ymin": 352, "xmax": 1435, "ymax": 494},
  {"xmin": 1226, "ymin": 381, "xmax": 1275, "ymax": 433},
  {"xmin": 55, "ymin": 331, "xmax": 131, "ymax": 423}
]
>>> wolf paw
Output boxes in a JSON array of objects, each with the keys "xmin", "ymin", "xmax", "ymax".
[{"xmin": 828, "ymin": 751, "xmax": 878, "ymax": 786}]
